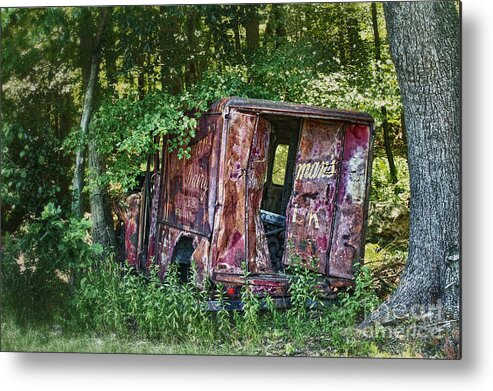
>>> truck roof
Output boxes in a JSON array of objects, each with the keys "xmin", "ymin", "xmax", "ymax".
[{"xmin": 209, "ymin": 97, "xmax": 374, "ymax": 125}]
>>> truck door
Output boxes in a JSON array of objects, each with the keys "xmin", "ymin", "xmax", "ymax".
[
  {"xmin": 327, "ymin": 123, "xmax": 372, "ymax": 279},
  {"xmin": 283, "ymin": 119, "xmax": 372, "ymax": 281},
  {"xmin": 283, "ymin": 119, "xmax": 346, "ymax": 275},
  {"xmin": 211, "ymin": 111, "xmax": 272, "ymax": 275}
]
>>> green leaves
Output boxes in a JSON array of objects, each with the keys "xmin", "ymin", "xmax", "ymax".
[
  {"xmin": 1, "ymin": 203, "xmax": 100, "ymax": 323},
  {"xmin": 88, "ymin": 92, "xmax": 200, "ymax": 192}
]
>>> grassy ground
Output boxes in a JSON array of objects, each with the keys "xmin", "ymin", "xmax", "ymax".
[{"xmin": 1, "ymin": 313, "xmax": 458, "ymax": 359}]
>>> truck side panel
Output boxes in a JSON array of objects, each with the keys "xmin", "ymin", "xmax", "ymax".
[
  {"xmin": 283, "ymin": 119, "xmax": 345, "ymax": 274},
  {"xmin": 156, "ymin": 114, "xmax": 222, "ymax": 280},
  {"xmin": 328, "ymin": 123, "xmax": 371, "ymax": 279},
  {"xmin": 211, "ymin": 111, "xmax": 256, "ymax": 275}
]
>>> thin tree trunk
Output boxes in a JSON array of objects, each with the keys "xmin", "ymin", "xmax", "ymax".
[
  {"xmin": 185, "ymin": 8, "xmax": 199, "ymax": 88},
  {"xmin": 264, "ymin": 4, "xmax": 287, "ymax": 49},
  {"xmin": 79, "ymin": 8, "xmax": 93, "ymax": 92},
  {"xmin": 88, "ymin": 138, "xmax": 116, "ymax": 259},
  {"xmin": 365, "ymin": 2, "xmax": 460, "ymax": 324},
  {"xmin": 71, "ymin": 8, "xmax": 108, "ymax": 218},
  {"xmin": 245, "ymin": 6, "xmax": 260, "ymax": 55},
  {"xmin": 159, "ymin": 7, "xmax": 182, "ymax": 94},
  {"xmin": 104, "ymin": 8, "xmax": 117, "ymax": 94},
  {"xmin": 87, "ymin": 9, "xmax": 116, "ymax": 258},
  {"xmin": 371, "ymin": 2, "xmax": 397, "ymax": 183},
  {"xmin": 233, "ymin": 18, "xmax": 241, "ymax": 55},
  {"xmin": 274, "ymin": 5, "xmax": 287, "ymax": 49}
]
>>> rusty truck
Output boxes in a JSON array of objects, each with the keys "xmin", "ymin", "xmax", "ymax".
[{"xmin": 122, "ymin": 97, "xmax": 374, "ymax": 306}]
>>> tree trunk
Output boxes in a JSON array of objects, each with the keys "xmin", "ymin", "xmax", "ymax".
[
  {"xmin": 104, "ymin": 8, "xmax": 117, "ymax": 94},
  {"xmin": 159, "ymin": 7, "xmax": 182, "ymax": 94},
  {"xmin": 0, "ymin": 7, "xmax": 3, "ymax": 249},
  {"xmin": 365, "ymin": 2, "xmax": 460, "ymax": 324},
  {"xmin": 185, "ymin": 8, "xmax": 199, "ymax": 88},
  {"xmin": 233, "ymin": 17, "xmax": 241, "ymax": 55},
  {"xmin": 78, "ymin": 8, "xmax": 93, "ymax": 92},
  {"xmin": 88, "ymin": 136, "xmax": 116, "ymax": 259},
  {"xmin": 264, "ymin": 4, "xmax": 287, "ymax": 49},
  {"xmin": 245, "ymin": 6, "xmax": 260, "ymax": 55},
  {"xmin": 87, "ymin": 9, "xmax": 116, "ymax": 258},
  {"xmin": 71, "ymin": 8, "xmax": 108, "ymax": 219},
  {"xmin": 371, "ymin": 2, "xmax": 397, "ymax": 183}
]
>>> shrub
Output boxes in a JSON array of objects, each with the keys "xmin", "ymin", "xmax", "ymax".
[{"xmin": 1, "ymin": 203, "xmax": 100, "ymax": 324}]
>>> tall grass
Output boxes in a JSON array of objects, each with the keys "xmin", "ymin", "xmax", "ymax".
[{"xmin": 2, "ymin": 253, "xmax": 454, "ymax": 357}]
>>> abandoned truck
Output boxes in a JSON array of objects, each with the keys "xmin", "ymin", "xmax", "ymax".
[{"xmin": 123, "ymin": 97, "xmax": 374, "ymax": 304}]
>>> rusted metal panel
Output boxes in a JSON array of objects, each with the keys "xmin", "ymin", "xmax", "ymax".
[
  {"xmin": 328, "ymin": 124, "xmax": 371, "ymax": 279},
  {"xmin": 125, "ymin": 97, "xmax": 374, "ymax": 299},
  {"xmin": 162, "ymin": 126, "xmax": 213, "ymax": 235},
  {"xmin": 213, "ymin": 97, "xmax": 373, "ymax": 125},
  {"xmin": 155, "ymin": 114, "xmax": 222, "ymax": 276},
  {"xmin": 146, "ymin": 173, "xmax": 160, "ymax": 268},
  {"xmin": 156, "ymin": 224, "xmax": 209, "ymax": 284},
  {"xmin": 211, "ymin": 110, "xmax": 256, "ymax": 275},
  {"xmin": 246, "ymin": 116, "xmax": 272, "ymax": 273},
  {"xmin": 124, "ymin": 193, "xmax": 141, "ymax": 268},
  {"xmin": 283, "ymin": 119, "xmax": 345, "ymax": 274}
]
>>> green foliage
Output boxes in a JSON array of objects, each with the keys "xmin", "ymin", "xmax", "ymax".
[
  {"xmin": 331, "ymin": 265, "xmax": 379, "ymax": 326},
  {"xmin": 364, "ymin": 242, "xmax": 407, "ymax": 299},
  {"xmin": 81, "ymin": 93, "xmax": 198, "ymax": 192},
  {"xmin": 0, "ymin": 203, "xmax": 100, "ymax": 324},
  {"xmin": 72, "ymin": 261, "xmax": 211, "ymax": 341},
  {"xmin": 2, "ymin": 7, "xmax": 79, "ymax": 229},
  {"xmin": 60, "ymin": 252, "xmax": 383, "ymax": 356},
  {"xmin": 367, "ymin": 156, "xmax": 410, "ymax": 246},
  {"xmin": 286, "ymin": 255, "xmax": 323, "ymax": 321}
]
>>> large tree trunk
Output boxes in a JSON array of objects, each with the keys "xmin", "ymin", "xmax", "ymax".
[
  {"xmin": 366, "ymin": 2, "xmax": 460, "ymax": 324},
  {"xmin": 0, "ymin": 8, "xmax": 3, "ymax": 247}
]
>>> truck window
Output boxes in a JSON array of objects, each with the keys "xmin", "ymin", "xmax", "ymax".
[{"xmin": 272, "ymin": 144, "xmax": 289, "ymax": 186}]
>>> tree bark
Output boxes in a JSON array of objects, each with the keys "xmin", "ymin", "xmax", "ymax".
[
  {"xmin": 88, "ymin": 137, "xmax": 116, "ymax": 259},
  {"xmin": 104, "ymin": 8, "xmax": 117, "ymax": 94},
  {"xmin": 264, "ymin": 4, "xmax": 287, "ymax": 49},
  {"xmin": 371, "ymin": 2, "xmax": 397, "ymax": 183},
  {"xmin": 233, "ymin": 17, "xmax": 241, "ymax": 55},
  {"xmin": 78, "ymin": 8, "xmax": 93, "ymax": 92},
  {"xmin": 245, "ymin": 6, "xmax": 260, "ymax": 55},
  {"xmin": 71, "ymin": 8, "xmax": 108, "ymax": 219},
  {"xmin": 159, "ymin": 7, "xmax": 182, "ymax": 95},
  {"xmin": 365, "ymin": 2, "xmax": 460, "ymax": 324},
  {"xmin": 87, "ymin": 9, "xmax": 116, "ymax": 258},
  {"xmin": 185, "ymin": 8, "xmax": 199, "ymax": 88},
  {"xmin": 0, "ymin": 7, "xmax": 3, "ymax": 250}
]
